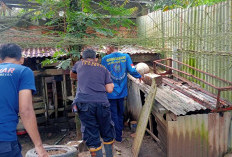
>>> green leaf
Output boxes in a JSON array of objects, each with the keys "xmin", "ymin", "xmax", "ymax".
[{"xmin": 56, "ymin": 59, "xmax": 71, "ymax": 70}]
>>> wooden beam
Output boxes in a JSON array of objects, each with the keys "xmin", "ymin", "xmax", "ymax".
[
  {"xmin": 42, "ymin": 69, "xmax": 70, "ymax": 76},
  {"xmin": 132, "ymin": 78, "xmax": 157, "ymax": 157},
  {"xmin": 33, "ymin": 102, "xmax": 45, "ymax": 109},
  {"xmin": 146, "ymin": 128, "xmax": 160, "ymax": 143}
]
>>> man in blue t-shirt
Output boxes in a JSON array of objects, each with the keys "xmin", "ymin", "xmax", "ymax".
[
  {"xmin": 70, "ymin": 49, "xmax": 115, "ymax": 157},
  {"xmin": 0, "ymin": 44, "xmax": 48, "ymax": 157},
  {"xmin": 101, "ymin": 45, "xmax": 142, "ymax": 142}
]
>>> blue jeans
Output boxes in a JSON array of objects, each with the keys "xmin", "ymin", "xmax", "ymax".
[
  {"xmin": 76, "ymin": 102, "xmax": 115, "ymax": 148},
  {"xmin": 0, "ymin": 141, "xmax": 22, "ymax": 157},
  {"xmin": 109, "ymin": 98, "xmax": 124, "ymax": 142}
]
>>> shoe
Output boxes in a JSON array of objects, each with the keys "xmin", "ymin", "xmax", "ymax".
[
  {"xmin": 89, "ymin": 146, "xmax": 103, "ymax": 157},
  {"xmin": 103, "ymin": 140, "xmax": 114, "ymax": 157}
]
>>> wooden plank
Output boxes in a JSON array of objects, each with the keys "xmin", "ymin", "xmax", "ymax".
[
  {"xmin": 33, "ymin": 96, "xmax": 43, "ymax": 102},
  {"xmin": 42, "ymin": 69, "xmax": 70, "ymax": 76},
  {"xmin": 48, "ymin": 110, "xmax": 55, "ymax": 116},
  {"xmin": 146, "ymin": 128, "xmax": 160, "ymax": 143},
  {"xmin": 132, "ymin": 79, "xmax": 157, "ymax": 157},
  {"xmin": 152, "ymin": 112, "xmax": 167, "ymax": 128},
  {"xmin": 35, "ymin": 109, "xmax": 46, "ymax": 115},
  {"xmin": 33, "ymin": 102, "xmax": 45, "ymax": 109},
  {"xmin": 148, "ymin": 115, "xmax": 153, "ymax": 132}
]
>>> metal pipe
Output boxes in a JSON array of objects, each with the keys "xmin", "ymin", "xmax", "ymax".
[
  {"xmin": 153, "ymin": 58, "xmax": 232, "ymax": 108},
  {"xmin": 154, "ymin": 61, "xmax": 220, "ymax": 89}
]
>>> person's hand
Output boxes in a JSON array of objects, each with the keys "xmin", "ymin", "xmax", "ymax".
[
  {"xmin": 72, "ymin": 104, "xmax": 78, "ymax": 113},
  {"xmin": 35, "ymin": 145, "xmax": 48, "ymax": 157},
  {"xmin": 139, "ymin": 77, "xmax": 144, "ymax": 83}
]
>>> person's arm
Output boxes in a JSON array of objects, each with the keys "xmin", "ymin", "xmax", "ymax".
[
  {"xmin": 19, "ymin": 90, "xmax": 48, "ymax": 157},
  {"xmin": 70, "ymin": 71, "xmax": 77, "ymax": 80},
  {"xmin": 104, "ymin": 68, "xmax": 114, "ymax": 93},
  {"xmin": 70, "ymin": 62, "xmax": 79, "ymax": 80},
  {"xmin": 126, "ymin": 54, "xmax": 141, "ymax": 78},
  {"xmin": 105, "ymin": 83, "xmax": 114, "ymax": 93}
]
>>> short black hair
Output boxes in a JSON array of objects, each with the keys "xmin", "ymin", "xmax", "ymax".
[
  {"xmin": 0, "ymin": 43, "xmax": 22, "ymax": 61},
  {"xmin": 82, "ymin": 48, "xmax": 96, "ymax": 59}
]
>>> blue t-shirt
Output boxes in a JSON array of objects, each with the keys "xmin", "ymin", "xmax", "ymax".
[
  {"xmin": 0, "ymin": 63, "xmax": 36, "ymax": 141},
  {"xmin": 72, "ymin": 60, "xmax": 113, "ymax": 103},
  {"xmin": 101, "ymin": 52, "xmax": 141, "ymax": 99}
]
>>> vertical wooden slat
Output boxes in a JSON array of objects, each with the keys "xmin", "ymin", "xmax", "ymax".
[
  {"xmin": 52, "ymin": 80, "xmax": 58, "ymax": 119},
  {"xmin": 41, "ymin": 77, "xmax": 47, "ymax": 122},
  {"xmin": 62, "ymin": 74, "xmax": 67, "ymax": 109}
]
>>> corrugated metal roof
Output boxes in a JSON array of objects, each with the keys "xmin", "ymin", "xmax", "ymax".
[
  {"xmin": 155, "ymin": 85, "xmax": 207, "ymax": 116},
  {"xmin": 91, "ymin": 45, "xmax": 157, "ymax": 55},
  {"xmin": 128, "ymin": 75, "xmax": 222, "ymax": 116},
  {"xmin": 119, "ymin": 45, "xmax": 156, "ymax": 55},
  {"xmin": 22, "ymin": 48, "xmax": 61, "ymax": 58}
]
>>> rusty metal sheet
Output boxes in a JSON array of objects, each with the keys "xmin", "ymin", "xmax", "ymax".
[
  {"xmin": 155, "ymin": 85, "xmax": 207, "ymax": 115},
  {"xmin": 90, "ymin": 45, "xmax": 157, "ymax": 56},
  {"xmin": 166, "ymin": 112, "xmax": 231, "ymax": 157},
  {"xmin": 128, "ymin": 76, "xmax": 207, "ymax": 116},
  {"xmin": 22, "ymin": 48, "xmax": 61, "ymax": 58}
]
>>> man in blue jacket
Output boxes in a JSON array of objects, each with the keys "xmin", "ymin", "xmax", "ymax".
[{"xmin": 101, "ymin": 45, "xmax": 142, "ymax": 142}]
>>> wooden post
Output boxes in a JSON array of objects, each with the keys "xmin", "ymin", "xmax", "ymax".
[
  {"xmin": 75, "ymin": 113, "xmax": 82, "ymax": 140},
  {"xmin": 52, "ymin": 80, "xmax": 58, "ymax": 119},
  {"xmin": 132, "ymin": 79, "xmax": 157, "ymax": 157},
  {"xmin": 70, "ymin": 75, "xmax": 82, "ymax": 140},
  {"xmin": 41, "ymin": 77, "xmax": 48, "ymax": 122},
  {"xmin": 62, "ymin": 74, "xmax": 67, "ymax": 109},
  {"xmin": 149, "ymin": 115, "xmax": 153, "ymax": 133}
]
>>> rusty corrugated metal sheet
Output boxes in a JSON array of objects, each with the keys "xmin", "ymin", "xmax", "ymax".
[
  {"xmin": 167, "ymin": 112, "xmax": 232, "ymax": 157},
  {"xmin": 128, "ymin": 77, "xmax": 211, "ymax": 116},
  {"xmin": 119, "ymin": 45, "xmax": 156, "ymax": 55},
  {"xmin": 91, "ymin": 45, "xmax": 156, "ymax": 55},
  {"xmin": 22, "ymin": 48, "xmax": 61, "ymax": 58},
  {"xmin": 155, "ymin": 85, "xmax": 207, "ymax": 116}
]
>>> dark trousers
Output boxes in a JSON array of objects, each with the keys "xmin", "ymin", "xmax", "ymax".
[
  {"xmin": 0, "ymin": 141, "xmax": 22, "ymax": 157},
  {"xmin": 76, "ymin": 102, "xmax": 115, "ymax": 148},
  {"xmin": 109, "ymin": 98, "xmax": 124, "ymax": 142}
]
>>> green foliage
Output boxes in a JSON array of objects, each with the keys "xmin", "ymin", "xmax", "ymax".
[
  {"xmin": 41, "ymin": 48, "xmax": 81, "ymax": 69},
  {"xmin": 150, "ymin": 0, "xmax": 227, "ymax": 11},
  {"xmin": 30, "ymin": 0, "xmax": 136, "ymax": 37},
  {"xmin": 25, "ymin": 0, "xmax": 137, "ymax": 69}
]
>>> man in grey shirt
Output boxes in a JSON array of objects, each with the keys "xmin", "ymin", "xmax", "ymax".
[{"xmin": 70, "ymin": 49, "xmax": 115, "ymax": 157}]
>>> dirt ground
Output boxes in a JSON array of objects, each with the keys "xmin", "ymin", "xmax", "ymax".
[{"xmin": 19, "ymin": 119, "xmax": 165, "ymax": 157}]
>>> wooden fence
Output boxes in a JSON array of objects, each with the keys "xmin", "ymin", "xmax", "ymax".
[{"xmin": 137, "ymin": 0, "xmax": 232, "ymax": 102}]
